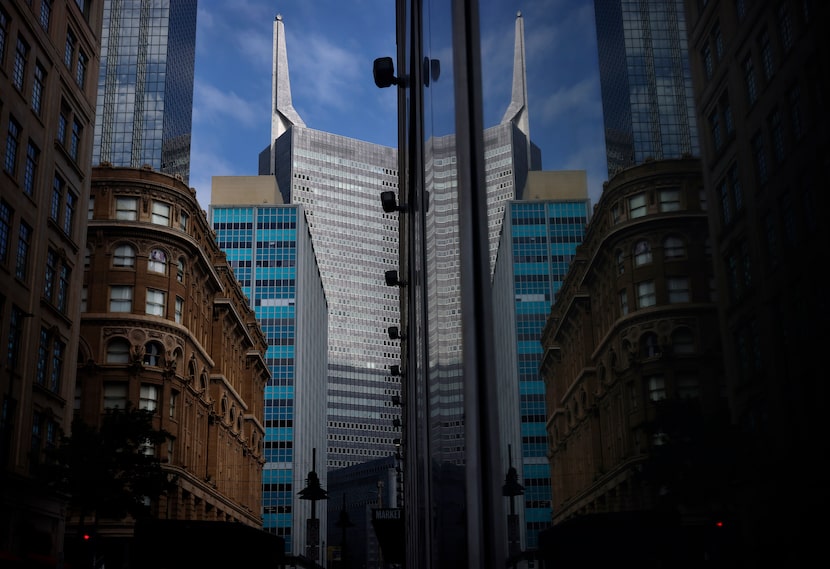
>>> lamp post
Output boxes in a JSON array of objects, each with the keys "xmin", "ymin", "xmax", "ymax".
[
  {"xmin": 299, "ymin": 448, "xmax": 328, "ymax": 563},
  {"xmin": 502, "ymin": 445, "xmax": 524, "ymax": 568}
]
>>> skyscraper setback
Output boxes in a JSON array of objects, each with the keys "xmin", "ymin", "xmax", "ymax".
[
  {"xmin": 259, "ymin": 15, "xmax": 401, "ymax": 470},
  {"xmin": 93, "ymin": 0, "xmax": 198, "ymax": 183}
]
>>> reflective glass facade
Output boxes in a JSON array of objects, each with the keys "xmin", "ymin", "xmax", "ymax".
[
  {"xmin": 212, "ymin": 204, "xmax": 328, "ymax": 556},
  {"xmin": 397, "ymin": 2, "xmax": 538, "ymax": 566},
  {"xmin": 94, "ymin": 0, "xmax": 197, "ymax": 183},
  {"xmin": 493, "ymin": 198, "xmax": 591, "ymax": 552},
  {"xmin": 265, "ymin": 127, "xmax": 403, "ymax": 470},
  {"xmin": 594, "ymin": 0, "xmax": 699, "ymax": 177}
]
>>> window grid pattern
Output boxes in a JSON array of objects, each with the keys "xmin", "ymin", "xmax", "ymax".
[{"xmin": 507, "ymin": 200, "xmax": 589, "ymax": 549}]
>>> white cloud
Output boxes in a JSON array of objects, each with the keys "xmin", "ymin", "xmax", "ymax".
[
  {"xmin": 537, "ymin": 76, "xmax": 602, "ymax": 124},
  {"xmin": 192, "ymin": 80, "xmax": 262, "ymax": 128},
  {"xmin": 289, "ymin": 34, "xmax": 363, "ymax": 111}
]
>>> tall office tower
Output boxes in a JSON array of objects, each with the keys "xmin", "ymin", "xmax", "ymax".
[
  {"xmin": 492, "ymin": 172, "xmax": 591, "ymax": 554},
  {"xmin": 210, "ymin": 177, "xmax": 329, "ymax": 559},
  {"xmin": 258, "ymin": 15, "xmax": 401, "ymax": 470},
  {"xmin": 93, "ymin": 0, "xmax": 197, "ymax": 184},
  {"xmin": 684, "ymin": 1, "xmax": 829, "ymax": 564},
  {"xmin": 594, "ymin": 0, "xmax": 699, "ymax": 178},
  {"xmin": 1, "ymin": 0, "xmax": 103, "ymax": 563}
]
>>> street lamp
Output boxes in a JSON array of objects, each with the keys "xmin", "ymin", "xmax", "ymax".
[
  {"xmin": 299, "ymin": 448, "xmax": 328, "ymax": 563},
  {"xmin": 502, "ymin": 445, "xmax": 524, "ymax": 567}
]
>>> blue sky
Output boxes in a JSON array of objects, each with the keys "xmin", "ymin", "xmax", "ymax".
[{"xmin": 190, "ymin": 0, "xmax": 607, "ymax": 209}]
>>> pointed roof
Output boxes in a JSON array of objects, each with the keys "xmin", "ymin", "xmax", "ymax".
[
  {"xmin": 501, "ymin": 11, "xmax": 529, "ymax": 141},
  {"xmin": 271, "ymin": 14, "xmax": 305, "ymax": 144}
]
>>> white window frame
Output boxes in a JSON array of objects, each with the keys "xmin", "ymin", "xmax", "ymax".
[
  {"xmin": 139, "ymin": 384, "xmax": 159, "ymax": 411},
  {"xmin": 115, "ymin": 197, "xmax": 138, "ymax": 220},
  {"xmin": 151, "ymin": 201, "xmax": 171, "ymax": 226},
  {"xmin": 148, "ymin": 248, "xmax": 167, "ymax": 273},
  {"xmin": 636, "ymin": 281, "xmax": 656, "ymax": 308},
  {"xmin": 668, "ymin": 277, "xmax": 690, "ymax": 303},
  {"xmin": 109, "ymin": 285, "xmax": 133, "ymax": 312},
  {"xmin": 659, "ymin": 188, "xmax": 681, "ymax": 212},
  {"xmin": 113, "ymin": 244, "xmax": 136, "ymax": 267},
  {"xmin": 633, "ymin": 240, "xmax": 652, "ymax": 266},
  {"xmin": 146, "ymin": 288, "xmax": 165, "ymax": 317},
  {"xmin": 103, "ymin": 382, "xmax": 128, "ymax": 409},
  {"xmin": 628, "ymin": 193, "xmax": 647, "ymax": 218}
]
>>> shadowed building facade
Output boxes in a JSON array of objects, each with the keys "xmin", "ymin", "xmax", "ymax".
[
  {"xmin": 1, "ymin": 0, "xmax": 103, "ymax": 564},
  {"xmin": 538, "ymin": 158, "xmax": 732, "ymax": 565},
  {"xmin": 684, "ymin": 0, "xmax": 829, "ymax": 563}
]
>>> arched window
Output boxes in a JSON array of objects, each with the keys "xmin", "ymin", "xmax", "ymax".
[
  {"xmin": 663, "ymin": 236, "xmax": 686, "ymax": 259},
  {"xmin": 172, "ymin": 348, "xmax": 183, "ymax": 372},
  {"xmin": 200, "ymin": 373, "xmax": 208, "ymax": 391},
  {"xmin": 633, "ymin": 240, "xmax": 652, "ymax": 266},
  {"xmin": 640, "ymin": 332, "xmax": 661, "ymax": 358},
  {"xmin": 113, "ymin": 244, "xmax": 136, "ymax": 267},
  {"xmin": 148, "ymin": 248, "xmax": 167, "ymax": 273},
  {"xmin": 106, "ymin": 338, "xmax": 131, "ymax": 363},
  {"xmin": 143, "ymin": 341, "xmax": 164, "ymax": 367},
  {"xmin": 176, "ymin": 258, "xmax": 185, "ymax": 282},
  {"xmin": 615, "ymin": 249, "xmax": 625, "ymax": 274}
]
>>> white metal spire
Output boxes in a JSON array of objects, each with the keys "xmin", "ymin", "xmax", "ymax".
[{"xmin": 271, "ymin": 14, "xmax": 305, "ymax": 144}]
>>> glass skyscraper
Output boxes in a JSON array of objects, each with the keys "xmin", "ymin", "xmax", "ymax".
[
  {"xmin": 211, "ymin": 177, "xmax": 328, "ymax": 557},
  {"xmin": 93, "ymin": 0, "xmax": 197, "ymax": 183},
  {"xmin": 594, "ymin": 0, "xmax": 699, "ymax": 177},
  {"xmin": 492, "ymin": 173, "xmax": 591, "ymax": 553}
]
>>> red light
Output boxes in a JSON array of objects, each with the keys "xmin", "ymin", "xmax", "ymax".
[
  {"xmin": 83, "ymin": 534, "xmax": 90, "ymax": 541},
  {"xmin": 715, "ymin": 521, "xmax": 724, "ymax": 528}
]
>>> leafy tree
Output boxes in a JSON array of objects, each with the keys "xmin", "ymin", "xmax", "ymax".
[{"xmin": 45, "ymin": 404, "xmax": 178, "ymax": 523}]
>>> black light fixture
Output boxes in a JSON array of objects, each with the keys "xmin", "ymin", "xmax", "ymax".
[
  {"xmin": 373, "ymin": 56, "xmax": 407, "ymax": 88},
  {"xmin": 392, "ymin": 418, "xmax": 402, "ymax": 428},
  {"xmin": 391, "ymin": 394, "xmax": 402, "ymax": 406},
  {"xmin": 385, "ymin": 270, "xmax": 405, "ymax": 287},
  {"xmin": 389, "ymin": 364, "xmax": 401, "ymax": 376},
  {"xmin": 387, "ymin": 326, "xmax": 404, "ymax": 340},
  {"xmin": 381, "ymin": 190, "xmax": 406, "ymax": 213}
]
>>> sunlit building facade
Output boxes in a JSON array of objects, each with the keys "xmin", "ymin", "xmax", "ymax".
[
  {"xmin": 93, "ymin": 0, "xmax": 197, "ymax": 183},
  {"xmin": 594, "ymin": 0, "xmax": 699, "ymax": 177},
  {"xmin": 77, "ymin": 165, "xmax": 272, "ymax": 567},
  {"xmin": 259, "ymin": 15, "xmax": 402, "ymax": 471},
  {"xmin": 210, "ymin": 176, "xmax": 328, "ymax": 558}
]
